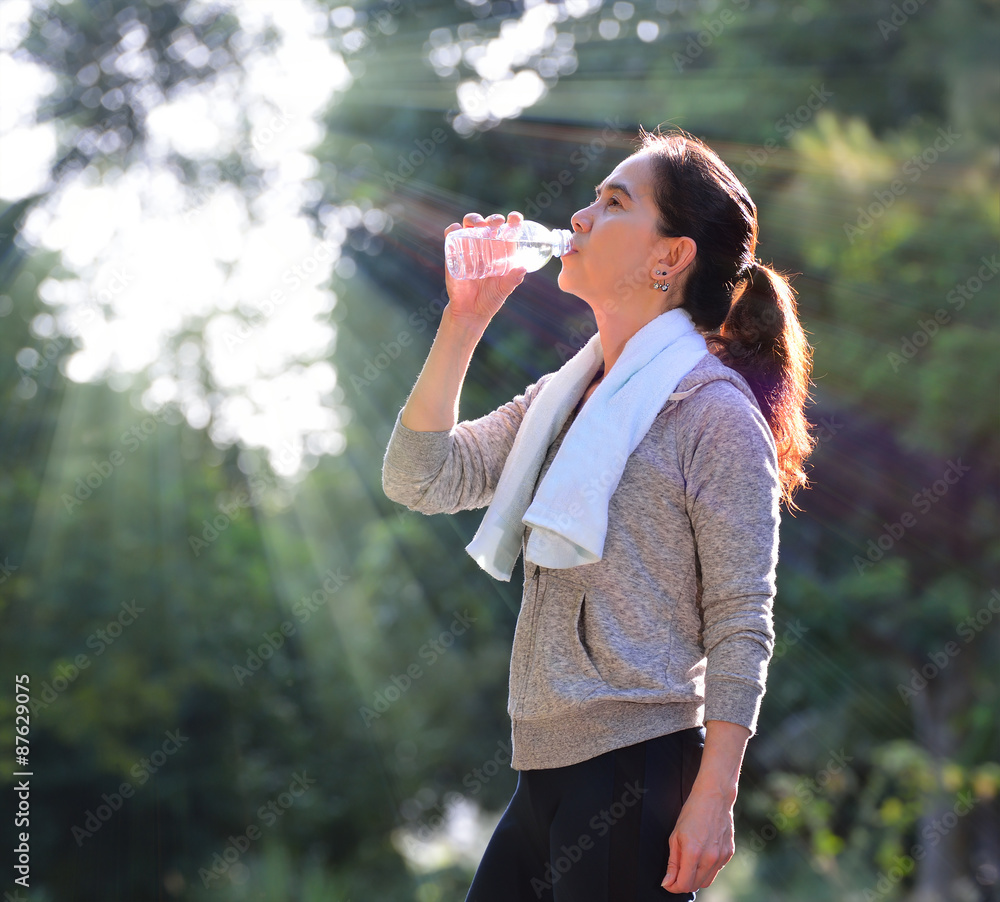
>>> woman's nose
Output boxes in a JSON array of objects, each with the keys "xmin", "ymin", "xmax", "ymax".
[{"xmin": 571, "ymin": 207, "xmax": 591, "ymax": 232}]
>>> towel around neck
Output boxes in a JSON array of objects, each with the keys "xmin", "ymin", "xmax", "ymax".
[{"xmin": 465, "ymin": 306, "xmax": 709, "ymax": 580}]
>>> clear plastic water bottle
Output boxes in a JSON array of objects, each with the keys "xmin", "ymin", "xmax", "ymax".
[{"xmin": 445, "ymin": 219, "xmax": 574, "ymax": 280}]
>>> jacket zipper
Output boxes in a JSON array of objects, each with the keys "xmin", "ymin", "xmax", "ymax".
[{"xmin": 513, "ymin": 564, "xmax": 542, "ymax": 718}]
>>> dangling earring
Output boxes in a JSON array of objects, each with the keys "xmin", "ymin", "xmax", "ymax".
[{"xmin": 653, "ymin": 270, "xmax": 670, "ymax": 292}]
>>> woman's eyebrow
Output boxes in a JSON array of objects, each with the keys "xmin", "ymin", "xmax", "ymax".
[{"xmin": 594, "ymin": 180, "xmax": 634, "ymax": 200}]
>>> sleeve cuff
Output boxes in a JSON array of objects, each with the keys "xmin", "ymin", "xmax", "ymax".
[{"xmin": 704, "ymin": 677, "xmax": 766, "ymax": 736}]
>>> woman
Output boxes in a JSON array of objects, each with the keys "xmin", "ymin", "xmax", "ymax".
[{"xmin": 381, "ymin": 128, "xmax": 814, "ymax": 900}]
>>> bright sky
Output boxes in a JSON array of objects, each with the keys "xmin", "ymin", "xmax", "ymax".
[
  {"xmin": 0, "ymin": 0, "xmax": 359, "ymax": 477},
  {"xmin": 0, "ymin": 0, "xmax": 608, "ymax": 477}
]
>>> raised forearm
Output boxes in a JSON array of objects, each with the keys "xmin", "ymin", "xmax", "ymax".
[{"xmin": 400, "ymin": 308, "xmax": 488, "ymax": 432}]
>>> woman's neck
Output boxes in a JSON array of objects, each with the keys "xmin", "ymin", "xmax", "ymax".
[{"xmin": 591, "ymin": 298, "xmax": 678, "ymax": 377}]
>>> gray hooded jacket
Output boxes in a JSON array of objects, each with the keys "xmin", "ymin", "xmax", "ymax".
[{"xmin": 382, "ymin": 351, "xmax": 780, "ymax": 770}]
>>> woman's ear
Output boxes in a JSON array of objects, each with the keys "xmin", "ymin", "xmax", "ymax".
[
  {"xmin": 668, "ymin": 236, "xmax": 697, "ymax": 273},
  {"xmin": 652, "ymin": 236, "xmax": 697, "ymax": 281}
]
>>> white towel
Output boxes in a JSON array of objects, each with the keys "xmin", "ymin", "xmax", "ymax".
[{"xmin": 465, "ymin": 306, "xmax": 709, "ymax": 581}]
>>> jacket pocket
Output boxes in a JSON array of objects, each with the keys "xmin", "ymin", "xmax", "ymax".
[
  {"xmin": 516, "ymin": 581, "xmax": 607, "ymax": 718},
  {"xmin": 578, "ymin": 585, "xmax": 679, "ymax": 696},
  {"xmin": 572, "ymin": 591, "xmax": 607, "ymax": 693}
]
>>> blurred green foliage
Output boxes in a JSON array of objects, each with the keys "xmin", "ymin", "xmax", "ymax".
[{"xmin": 1, "ymin": 0, "xmax": 997, "ymax": 899}]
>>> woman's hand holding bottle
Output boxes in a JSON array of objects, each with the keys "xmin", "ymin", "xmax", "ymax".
[
  {"xmin": 399, "ymin": 211, "xmax": 524, "ymax": 432},
  {"xmin": 443, "ymin": 212, "xmax": 526, "ymax": 327}
]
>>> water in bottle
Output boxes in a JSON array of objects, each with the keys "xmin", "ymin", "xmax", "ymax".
[{"xmin": 445, "ymin": 219, "xmax": 574, "ymax": 280}]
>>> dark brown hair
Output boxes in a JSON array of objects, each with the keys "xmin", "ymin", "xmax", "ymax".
[{"xmin": 637, "ymin": 127, "xmax": 815, "ymax": 509}]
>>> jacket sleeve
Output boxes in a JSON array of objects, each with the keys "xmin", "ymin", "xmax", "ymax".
[
  {"xmin": 677, "ymin": 380, "xmax": 780, "ymax": 736},
  {"xmin": 381, "ymin": 373, "xmax": 553, "ymax": 515}
]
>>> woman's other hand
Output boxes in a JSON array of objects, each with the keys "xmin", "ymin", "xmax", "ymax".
[
  {"xmin": 660, "ymin": 782, "xmax": 736, "ymax": 893},
  {"xmin": 661, "ymin": 719, "xmax": 748, "ymax": 893}
]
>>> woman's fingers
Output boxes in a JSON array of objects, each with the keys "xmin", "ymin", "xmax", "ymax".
[
  {"xmin": 447, "ymin": 211, "xmax": 520, "ymax": 237},
  {"xmin": 445, "ymin": 213, "xmax": 495, "ymax": 237},
  {"xmin": 464, "ymin": 212, "xmax": 507, "ymax": 228}
]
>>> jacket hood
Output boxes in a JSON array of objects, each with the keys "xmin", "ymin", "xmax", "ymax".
[{"xmin": 671, "ymin": 351, "xmax": 761, "ymax": 413}]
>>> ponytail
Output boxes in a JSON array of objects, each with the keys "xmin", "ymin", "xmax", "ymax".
[{"xmin": 707, "ymin": 264, "xmax": 815, "ymax": 510}]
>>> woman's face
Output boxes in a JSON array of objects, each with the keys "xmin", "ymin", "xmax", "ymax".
[{"xmin": 558, "ymin": 152, "xmax": 671, "ymax": 313}]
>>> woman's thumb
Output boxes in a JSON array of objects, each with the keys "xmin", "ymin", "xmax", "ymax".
[
  {"xmin": 505, "ymin": 266, "xmax": 526, "ymax": 287},
  {"xmin": 493, "ymin": 266, "xmax": 526, "ymax": 300},
  {"xmin": 662, "ymin": 835, "xmax": 679, "ymax": 888}
]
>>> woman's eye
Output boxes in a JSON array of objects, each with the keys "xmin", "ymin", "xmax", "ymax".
[{"xmin": 607, "ymin": 195, "xmax": 621, "ymax": 207}]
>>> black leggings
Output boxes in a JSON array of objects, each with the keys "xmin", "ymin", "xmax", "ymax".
[{"xmin": 465, "ymin": 726, "xmax": 706, "ymax": 902}]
